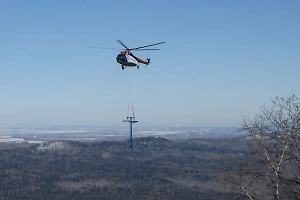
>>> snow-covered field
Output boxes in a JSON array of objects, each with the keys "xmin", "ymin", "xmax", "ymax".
[
  {"xmin": 0, "ymin": 127, "xmax": 239, "ymax": 144},
  {"xmin": 0, "ymin": 136, "xmax": 44, "ymax": 144}
]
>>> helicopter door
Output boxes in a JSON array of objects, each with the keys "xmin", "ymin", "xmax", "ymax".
[{"xmin": 126, "ymin": 54, "xmax": 138, "ymax": 66}]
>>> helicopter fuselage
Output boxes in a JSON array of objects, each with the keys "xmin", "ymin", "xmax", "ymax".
[
  {"xmin": 116, "ymin": 53, "xmax": 138, "ymax": 67},
  {"xmin": 88, "ymin": 40, "xmax": 164, "ymax": 70}
]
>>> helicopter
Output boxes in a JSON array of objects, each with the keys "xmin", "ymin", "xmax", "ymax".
[{"xmin": 88, "ymin": 40, "xmax": 165, "ymax": 70}]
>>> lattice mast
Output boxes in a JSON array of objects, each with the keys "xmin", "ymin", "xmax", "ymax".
[{"xmin": 123, "ymin": 105, "xmax": 138, "ymax": 148}]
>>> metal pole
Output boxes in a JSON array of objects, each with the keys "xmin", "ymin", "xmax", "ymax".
[
  {"xmin": 130, "ymin": 117, "xmax": 133, "ymax": 148},
  {"xmin": 123, "ymin": 116, "xmax": 138, "ymax": 148}
]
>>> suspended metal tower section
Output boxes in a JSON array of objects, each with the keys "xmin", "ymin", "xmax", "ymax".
[{"xmin": 123, "ymin": 105, "xmax": 138, "ymax": 148}]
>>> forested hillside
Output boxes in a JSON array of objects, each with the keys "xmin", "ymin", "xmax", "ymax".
[{"xmin": 0, "ymin": 137, "xmax": 249, "ymax": 200}]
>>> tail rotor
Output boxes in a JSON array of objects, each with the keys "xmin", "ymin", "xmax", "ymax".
[{"xmin": 146, "ymin": 52, "xmax": 151, "ymax": 67}]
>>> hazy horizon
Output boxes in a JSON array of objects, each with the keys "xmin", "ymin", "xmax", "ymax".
[{"xmin": 0, "ymin": 123, "xmax": 239, "ymax": 130}]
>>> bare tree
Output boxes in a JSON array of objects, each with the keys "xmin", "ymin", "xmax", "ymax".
[{"xmin": 230, "ymin": 95, "xmax": 300, "ymax": 200}]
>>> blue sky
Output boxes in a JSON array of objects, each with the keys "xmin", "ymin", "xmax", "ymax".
[{"xmin": 0, "ymin": 0, "xmax": 299, "ymax": 128}]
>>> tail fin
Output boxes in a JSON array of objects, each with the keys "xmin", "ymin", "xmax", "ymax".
[{"xmin": 146, "ymin": 58, "xmax": 151, "ymax": 65}]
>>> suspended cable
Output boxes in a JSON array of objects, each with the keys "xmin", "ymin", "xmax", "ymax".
[
  {"xmin": 128, "ymin": 69, "xmax": 132, "ymax": 105},
  {"xmin": 127, "ymin": 104, "xmax": 129, "ymax": 118},
  {"xmin": 127, "ymin": 69, "xmax": 134, "ymax": 117},
  {"xmin": 132, "ymin": 105, "xmax": 135, "ymax": 117}
]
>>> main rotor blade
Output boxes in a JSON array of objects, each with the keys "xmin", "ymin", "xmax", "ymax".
[
  {"xmin": 133, "ymin": 48, "xmax": 161, "ymax": 51},
  {"xmin": 117, "ymin": 40, "xmax": 129, "ymax": 50},
  {"xmin": 87, "ymin": 46, "xmax": 123, "ymax": 50},
  {"xmin": 130, "ymin": 42, "xmax": 165, "ymax": 50}
]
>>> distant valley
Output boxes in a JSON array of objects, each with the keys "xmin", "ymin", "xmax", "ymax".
[
  {"xmin": 0, "ymin": 126, "xmax": 242, "ymax": 145},
  {"xmin": 0, "ymin": 131, "xmax": 250, "ymax": 200}
]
